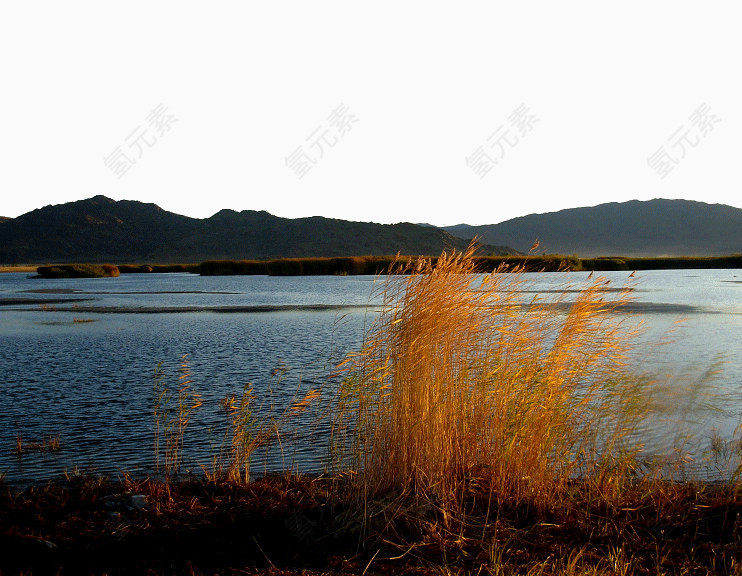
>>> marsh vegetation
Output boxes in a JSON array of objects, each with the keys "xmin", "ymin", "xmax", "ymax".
[
  {"xmin": 3, "ymin": 246, "xmax": 742, "ymax": 574},
  {"xmin": 36, "ymin": 263, "xmax": 120, "ymax": 278}
]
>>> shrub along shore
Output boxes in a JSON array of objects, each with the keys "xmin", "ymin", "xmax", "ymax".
[
  {"xmin": 36, "ymin": 263, "xmax": 121, "ymax": 278},
  {"xmin": 197, "ymin": 254, "xmax": 742, "ymax": 275},
  {"xmin": 24, "ymin": 254, "xmax": 742, "ymax": 278},
  {"xmin": 34, "ymin": 263, "xmax": 199, "ymax": 278}
]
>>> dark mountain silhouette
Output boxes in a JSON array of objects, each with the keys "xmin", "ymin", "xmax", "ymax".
[
  {"xmin": 0, "ymin": 196, "xmax": 515, "ymax": 263},
  {"xmin": 445, "ymin": 199, "xmax": 742, "ymax": 257}
]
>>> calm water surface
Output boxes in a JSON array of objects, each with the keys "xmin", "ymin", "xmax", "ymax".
[{"xmin": 1, "ymin": 270, "xmax": 740, "ymax": 484}]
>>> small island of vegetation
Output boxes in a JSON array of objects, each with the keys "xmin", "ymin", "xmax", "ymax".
[{"xmin": 36, "ymin": 263, "xmax": 121, "ymax": 278}]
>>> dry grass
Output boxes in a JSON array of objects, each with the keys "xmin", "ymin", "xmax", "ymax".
[
  {"xmin": 12, "ymin": 434, "xmax": 61, "ymax": 457},
  {"xmin": 223, "ymin": 383, "xmax": 264, "ymax": 483},
  {"xmin": 198, "ymin": 367, "xmax": 324, "ymax": 484},
  {"xmin": 0, "ymin": 265, "xmax": 37, "ymax": 273},
  {"xmin": 334, "ymin": 244, "xmax": 653, "ymax": 510},
  {"xmin": 152, "ymin": 355, "xmax": 203, "ymax": 478}
]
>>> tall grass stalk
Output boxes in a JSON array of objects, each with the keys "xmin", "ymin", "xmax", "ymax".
[
  {"xmin": 204, "ymin": 368, "xmax": 324, "ymax": 484},
  {"xmin": 153, "ymin": 355, "xmax": 202, "ymax": 478},
  {"xmin": 335, "ymin": 244, "xmax": 649, "ymax": 508},
  {"xmin": 226, "ymin": 383, "xmax": 260, "ymax": 483}
]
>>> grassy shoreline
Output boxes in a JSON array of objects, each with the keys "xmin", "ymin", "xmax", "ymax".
[
  {"xmin": 3, "ymin": 254, "xmax": 742, "ymax": 277},
  {"xmin": 199, "ymin": 254, "xmax": 742, "ymax": 275},
  {"xmin": 0, "ymin": 265, "xmax": 37, "ymax": 273}
]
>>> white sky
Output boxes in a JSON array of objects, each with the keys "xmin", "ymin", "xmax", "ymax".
[{"xmin": 1, "ymin": 2, "xmax": 740, "ymax": 226}]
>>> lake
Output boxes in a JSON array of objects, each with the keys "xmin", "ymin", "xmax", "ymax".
[{"xmin": 1, "ymin": 269, "xmax": 741, "ymax": 484}]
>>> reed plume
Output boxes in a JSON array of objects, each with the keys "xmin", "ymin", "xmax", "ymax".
[{"xmin": 336, "ymin": 243, "xmax": 646, "ymax": 507}]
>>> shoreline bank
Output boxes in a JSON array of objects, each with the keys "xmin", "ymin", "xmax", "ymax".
[{"xmin": 2, "ymin": 472, "xmax": 741, "ymax": 575}]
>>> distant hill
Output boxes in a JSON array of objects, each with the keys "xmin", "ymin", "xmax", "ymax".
[
  {"xmin": 445, "ymin": 199, "xmax": 742, "ymax": 257},
  {"xmin": 0, "ymin": 196, "xmax": 516, "ymax": 263}
]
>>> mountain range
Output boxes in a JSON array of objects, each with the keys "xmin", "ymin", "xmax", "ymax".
[
  {"xmin": 445, "ymin": 199, "xmax": 742, "ymax": 257},
  {"xmin": 0, "ymin": 196, "xmax": 513, "ymax": 263},
  {"xmin": 0, "ymin": 197, "xmax": 740, "ymax": 263}
]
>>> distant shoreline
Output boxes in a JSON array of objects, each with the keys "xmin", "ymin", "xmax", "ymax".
[
  {"xmin": 0, "ymin": 265, "xmax": 36, "ymax": 273},
  {"xmin": 2, "ymin": 254, "xmax": 741, "ymax": 275},
  {"xmin": 198, "ymin": 254, "xmax": 742, "ymax": 275}
]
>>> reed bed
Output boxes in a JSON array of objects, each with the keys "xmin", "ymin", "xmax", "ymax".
[
  {"xmin": 332, "ymin": 244, "xmax": 659, "ymax": 510},
  {"xmin": 36, "ymin": 263, "xmax": 120, "ymax": 278},
  {"xmin": 198, "ymin": 254, "xmax": 742, "ymax": 276}
]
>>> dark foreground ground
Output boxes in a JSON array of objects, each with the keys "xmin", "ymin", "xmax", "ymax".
[{"xmin": 1, "ymin": 473, "xmax": 742, "ymax": 575}]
